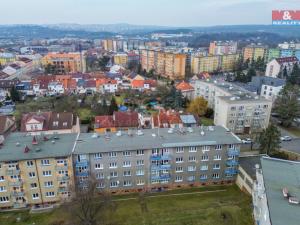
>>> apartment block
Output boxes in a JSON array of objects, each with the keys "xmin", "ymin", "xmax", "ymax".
[
  {"xmin": 191, "ymin": 55, "xmax": 219, "ymax": 74},
  {"xmin": 242, "ymin": 44, "xmax": 267, "ymax": 62},
  {"xmin": 0, "ymin": 133, "xmax": 77, "ymax": 209},
  {"xmin": 0, "ymin": 53, "xmax": 16, "ymax": 66},
  {"xmin": 220, "ymin": 54, "xmax": 240, "ymax": 72},
  {"xmin": 73, "ymin": 126, "xmax": 241, "ymax": 192},
  {"xmin": 209, "ymin": 41, "xmax": 238, "ymax": 55},
  {"xmin": 42, "ymin": 52, "xmax": 86, "ymax": 74},
  {"xmin": 113, "ymin": 53, "xmax": 128, "ymax": 67},
  {"xmin": 214, "ymin": 95, "xmax": 272, "ymax": 134}
]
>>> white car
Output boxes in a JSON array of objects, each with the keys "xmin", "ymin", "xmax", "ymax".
[
  {"xmin": 242, "ymin": 138, "xmax": 252, "ymax": 144},
  {"xmin": 280, "ymin": 136, "xmax": 292, "ymax": 141}
]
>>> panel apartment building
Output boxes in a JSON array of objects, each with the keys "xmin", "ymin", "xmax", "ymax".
[
  {"xmin": 73, "ymin": 127, "xmax": 241, "ymax": 192},
  {"xmin": 242, "ymin": 44, "xmax": 268, "ymax": 62},
  {"xmin": 192, "ymin": 79, "xmax": 272, "ymax": 134},
  {"xmin": 42, "ymin": 52, "xmax": 86, "ymax": 74},
  {"xmin": 140, "ymin": 49, "xmax": 186, "ymax": 80},
  {"xmin": 0, "ymin": 133, "xmax": 77, "ymax": 209}
]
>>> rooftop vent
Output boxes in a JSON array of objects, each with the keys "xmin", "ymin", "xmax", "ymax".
[
  {"xmin": 16, "ymin": 142, "xmax": 20, "ymax": 147},
  {"xmin": 200, "ymin": 130, "xmax": 205, "ymax": 136},
  {"xmin": 32, "ymin": 136, "xmax": 38, "ymax": 145},
  {"xmin": 91, "ymin": 133, "xmax": 99, "ymax": 138},
  {"xmin": 230, "ymin": 97, "xmax": 236, "ymax": 101},
  {"xmin": 24, "ymin": 145, "xmax": 30, "ymax": 153},
  {"xmin": 208, "ymin": 126, "xmax": 214, "ymax": 132},
  {"xmin": 168, "ymin": 128, "xmax": 174, "ymax": 134},
  {"xmin": 51, "ymin": 140, "xmax": 55, "ymax": 144},
  {"xmin": 187, "ymin": 127, "xmax": 193, "ymax": 133},
  {"xmin": 35, "ymin": 148, "xmax": 41, "ymax": 152},
  {"xmin": 116, "ymin": 131, "xmax": 122, "ymax": 137},
  {"xmin": 152, "ymin": 133, "xmax": 157, "ymax": 137},
  {"xmin": 43, "ymin": 136, "xmax": 49, "ymax": 141},
  {"xmin": 137, "ymin": 130, "xmax": 144, "ymax": 136}
]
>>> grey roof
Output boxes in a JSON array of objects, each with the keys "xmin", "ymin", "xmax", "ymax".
[
  {"xmin": 74, "ymin": 126, "xmax": 241, "ymax": 154},
  {"xmin": 239, "ymin": 155, "xmax": 263, "ymax": 179},
  {"xmin": 261, "ymin": 157, "xmax": 300, "ymax": 225},
  {"xmin": 217, "ymin": 95, "xmax": 272, "ymax": 104},
  {"xmin": 0, "ymin": 133, "xmax": 78, "ymax": 162},
  {"xmin": 251, "ymin": 76, "xmax": 286, "ymax": 89},
  {"xmin": 180, "ymin": 115, "xmax": 197, "ymax": 124}
]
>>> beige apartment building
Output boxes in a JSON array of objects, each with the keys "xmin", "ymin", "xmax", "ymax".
[
  {"xmin": 0, "ymin": 133, "xmax": 77, "ymax": 210},
  {"xmin": 242, "ymin": 44, "xmax": 267, "ymax": 62},
  {"xmin": 191, "ymin": 55, "xmax": 219, "ymax": 74}
]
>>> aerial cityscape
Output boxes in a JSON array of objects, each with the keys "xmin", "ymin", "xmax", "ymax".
[{"xmin": 0, "ymin": 1, "xmax": 300, "ymax": 225}]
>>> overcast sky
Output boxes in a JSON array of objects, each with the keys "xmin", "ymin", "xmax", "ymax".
[{"xmin": 0, "ymin": 0, "xmax": 299, "ymax": 26}]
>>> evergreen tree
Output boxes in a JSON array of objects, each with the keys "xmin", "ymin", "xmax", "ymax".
[
  {"xmin": 259, "ymin": 124, "xmax": 281, "ymax": 155},
  {"xmin": 10, "ymin": 86, "xmax": 20, "ymax": 102},
  {"xmin": 281, "ymin": 66, "xmax": 288, "ymax": 79},
  {"xmin": 246, "ymin": 67, "xmax": 256, "ymax": 82},
  {"xmin": 287, "ymin": 63, "xmax": 300, "ymax": 85},
  {"xmin": 108, "ymin": 97, "xmax": 118, "ymax": 115}
]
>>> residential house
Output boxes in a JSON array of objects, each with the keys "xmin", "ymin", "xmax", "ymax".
[
  {"xmin": 0, "ymin": 116, "xmax": 16, "ymax": 143},
  {"xmin": 176, "ymin": 81, "xmax": 194, "ymax": 100},
  {"xmin": 265, "ymin": 57, "xmax": 299, "ymax": 78},
  {"xmin": 152, "ymin": 110, "xmax": 183, "ymax": 129}
]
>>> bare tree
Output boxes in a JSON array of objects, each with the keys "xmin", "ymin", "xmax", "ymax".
[{"xmin": 63, "ymin": 177, "xmax": 117, "ymax": 225}]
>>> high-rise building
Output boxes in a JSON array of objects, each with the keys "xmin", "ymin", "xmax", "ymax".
[
  {"xmin": 242, "ymin": 44, "xmax": 267, "ymax": 62},
  {"xmin": 42, "ymin": 52, "xmax": 86, "ymax": 74},
  {"xmin": 191, "ymin": 55, "xmax": 219, "ymax": 74},
  {"xmin": 209, "ymin": 41, "xmax": 238, "ymax": 55},
  {"xmin": 113, "ymin": 53, "xmax": 128, "ymax": 67}
]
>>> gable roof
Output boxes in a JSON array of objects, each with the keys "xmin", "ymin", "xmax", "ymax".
[
  {"xmin": 94, "ymin": 115, "xmax": 114, "ymax": 129},
  {"xmin": 113, "ymin": 111, "xmax": 139, "ymax": 128},
  {"xmin": 176, "ymin": 81, "xmax": 194, "ymax": 91},
  {"xmin": 0, "ymin": 116, "xmax": 15, "ymax": 135},
  {"xmin": 275, "ymin": 56, "xmax": 299, "ymax": 65}
]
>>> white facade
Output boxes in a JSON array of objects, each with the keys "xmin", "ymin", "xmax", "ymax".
[
  {"xmin": 260, "ymin": 84, "xmax": 283, "ymax": 102},
  {"xmin": 265, "ymin": 59, "xmax": 281, "ymax": 78},
  {"xmin": 103, "ymin": 83, "xmax": 118, "ymax": 93},
  {"xmin": 214, "ymin": 96, "xmax": 272, "ymax": 134},
  {"xmin": 48, "ymin": 82, "xmax": 64, "ymax": 94}
]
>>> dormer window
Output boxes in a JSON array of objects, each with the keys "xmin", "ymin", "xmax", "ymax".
[
  {"xmin": 53, "ymin": 121, "xmax": 59, "ymax": 126},
  {"xmin": 63, "ymin": 122, "xmax": 67, "ymax": 127}
]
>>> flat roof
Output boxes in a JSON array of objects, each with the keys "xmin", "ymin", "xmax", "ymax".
[
  {"xmin": 74, "ymin": 126, "xmax": 241, "ymax": 154},
  {"xmin": 261, "ymin": 157, "xmax": 300, "ymax": 225},
  {"xmin": 0, "ymin": 133, "xmax": 78, "ymax": 162},
  {"xmin": 239, "ymin": 155, "xmax": 263, "ymax": 179}
]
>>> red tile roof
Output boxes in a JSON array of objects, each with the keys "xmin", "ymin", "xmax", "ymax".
[
  {"xmin": 276, "ymin": 56, "xmax": 299, "ymax": 64},
  {"xmin": 176, "ymin": 81, "xmax": 194, "ymax": 91},
  {"xmin": 95, "ymin": 111, "xmax": 139, "ymax": 129},
  {"xmin": 153, "ymin": 111, "xmax": 182, "ymax": 128},
  {"xmin": 131, "ymin": 80, "xmax": 144, "ymax": 88},
  {"xmin": 94, "ymin": 116, "xmax": 114, "ymax": 128}
]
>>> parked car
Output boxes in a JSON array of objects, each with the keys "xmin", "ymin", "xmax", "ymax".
[
  {"xmin": 242, "ymin": 138, "xmax": 252, "ymax": 144},
  {"xmin": 280, "ymin": 136, "xmax": 292, "ymax": 141}
]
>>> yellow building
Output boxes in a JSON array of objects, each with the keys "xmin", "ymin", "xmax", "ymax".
[
  {"xmin": 220, "ymin": 54, "xmax": 239, "ymax": 72},
  {"xmin": 102, "ymin": 39, "xmax": 114, "ymax": 52},
  {"xmin": 0, "ymin": 133, "xmax": 77, "ymax": 209},
  {"xmin": 243, "ymin": 44, "xmax": 267, "ymax": 62},
  {"xmin": 191, "ymin": 55, "xmax": 219, "ymax": 74},
  {"xmin": 0, "ymin": 53, "xmax": 16, "ymax": 66},
  {"xmin": 42, "ymin": 52, "xmax": 86, "ymax": 74},
  {"xmin": 113, "ymin": 53, "xmax": 128, "ymax": 66}
]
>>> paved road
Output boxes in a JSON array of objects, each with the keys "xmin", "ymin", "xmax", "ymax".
[{"xmin": 280, "ymin": 138, "xmax": 300, "ymax": 155}]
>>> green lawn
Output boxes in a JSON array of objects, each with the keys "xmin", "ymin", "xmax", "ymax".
[
  {"xmin": 200, "ymin": 117, "xmax": 214, "ymax": 126},
  {"xmin": 0, "ymin": 185, "xmax": 253, "ymax": 225},
  {"xmin": 282, "ymin": 126, "xmax": 300, "ymax": 137}
]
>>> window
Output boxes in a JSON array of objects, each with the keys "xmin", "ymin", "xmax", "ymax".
[
  {"xmin": 123, "ymin": 170, "xmax": 131, "ymax": 177},
  {"xmin": 53, "ymin": 121, "xmax": 59, "ymax": 126},
  {"xmin": 30, "ymin": 183, "xmax": 37, "ymax": 189},
  {"xmin": 201, "ymin": 155, "xmax": 209, "ymax": 161},
  {"xmin": 212, "ymin": 173, "xmax": 220, "ymax": 179},
  {"xmin": 32, "ymin": 193, "xmax": 39, "ymax": 199},
  {"xmin": 228, "ymin": 144, "xmax": 235, "ymax": 149},
  {"xmin": 123, "ymin": 180, "xmax": 132, "ymax": 187},
  {"xmin": 214, "ymin": 155, "xmax": 221, "ymax": 161},
  {"xmin": 63, "ymin": 122, "xmax": 68, "ymax": 127},
  {"xmin": 136, "ymin": 170, "xmax": 145, "ymax": 176},
  {"xmin": 187, "ymin": 176, "xmax": 195, "ymax": 182},
  {"xmin": 94, "ymin": 153, "xmax": 102, "ymax": 159},
  {"xmin": 42, "ymin": 171, "xmax": 52, "ymax": 176},
  {"xmin": 176, "ymin": 147, "xmax": 184, "ymax": 153},
  {"xmin": 137, "ymin": 160, "xmax": 144, "ymax": 166},
  {"xmin": 188, "ymin": 156, "xmax": 196, "ymax": 162},
  {"xmin": 0, "ymin": 176, "xmax": 4, "ymax": 182},
  {"xmin": 189, "ymin": 146, "xmax": 197, "ymax": 152},
  {"xmin": 96, "ymin": 183, "xmax": 105, "ymax": 189},
  {"xmin": 215, "ymin": 145, "xmax": 222, "ymax": 151},
  {"xmin": 109, "ymin": 162, "xmax": 117, "ymax": 168},
  {"xmin": 27, "ymin": 161, "xmax": 34, "ymax": 167},
  {"xmin": 96, "ymin": 173, "xmax": 104, "ymax": 180},
  {"xmin": 44, "ymin": 181, "xmax": 53, "ymax": 187},
  {"xmin": 176, "ymin": 157, "xmax": 183, "ymax": 163},
  {"xmin": 188, "ymin": 165, "xmax": 196, "ymax": 172},
  {"xmin": 0, "ymin": 196, "xmax": 9, "ymax": 203},
  {"xmin": 41, "ymin": 159, "xmax": 50, "ymax": 166},
  {"xmin": 123, "ymin": 161, "xmax": 131, "ymax": 167},
  {"xmin": 136, "ymin": 150, "xmax": 144, "ymax": 156},
  {"xmin": 137, "ymin": 180, "xmax": 145, "ymax": 186},
  {"xmin": 109, "ymin": 152, "xmax": 117, "ymax": 158},
  {"xmin": 202, "ymin": 146, "xmax": 210, "ymax": 152},
  {"xmin": 46, "ymin": 192, "xmax": 55, "ymax": 197},
  {"xmin": 58, "ymin": 170, "xmax": 68, "ymax": 176},
  {"xmin": 110, "ymin": 181, "xmax": 118, "ymax": 188},
  {"xmin": 175, "ymin": 166, "xmax": 183, "ymax": 173},
  {"xmin": 0, "ymin": 186, "xmax": 6, "ymax": 192},
  {"xmin": 110, "ymin": 171, "xmax": 118, "ymax": 178},
  {"xmin": 95, "ymin": 163, "xmax": 104, "ymax": 170},
  {"xmin": 57, "ymin": 159, "xmax": 67, "ymax": 165},
  {"xmin": 200, "ymin": 174, "xmax": 208, "ymax": 180},
  {"xmin": 175, "ymin": 176, "xmax": 183, "ymax": 182},
  {"xmin": 123, "ymin": 151, "xmax": 131, "ymax": 157},
  {"xmin": 29, "ymin": 172, "xmax": 36, "ymax": 178},
  {"xmin": 213, "ymin": 164, "xmax": 220, "ymax": 170},
  {"xmin": 152, "ymin": 149, "xmax": 159, "ymax": 155},
  {"xmin": 200, "ymin": 165, "xmax": 208, "ymax": 171}
]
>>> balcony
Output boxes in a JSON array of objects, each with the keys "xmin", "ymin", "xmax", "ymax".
[
  {"xmin": 151, "ymin": 164, "xmax": 171, "ymax": 170},
  {"xmin": 75, "ymin": 160, "xmax": 88, "ymax": 167},
  {"xmin": 226, "ymin": 160, "xmax": 239, "ymax": 167},
  {"xmin": 13, "ymin": 202, "xmax": 27, "ymax": 209},
  {"xmin": 58, "ymin": 187, "xmax": 68, "ymax": 193},
  {"xmin": 151, "ymin": 174, "xmax": 171, "ymax": 181},
  {"xmin": 225, "ymin": 168, "xmax": 238, "ymax": 175},
  {"xmin": 12, "ymin": 191, "xmax": 24, "ymax": 197},
  {"xmin": 75, "ymin": 171, "xmax": 89, "ymax": 177},
  {"xmin": 6, "ymin": 169, "xmax": 21, "ymax": 176},
  {"xmin": 9, "ymin": 180, "xmax": 23, "ymax": 187},
  {"xmin": 150, "ymin": 154, "xmax": 171, "ymax": 161},
  {"xmin": 57, "ymin": 176, "xmax": 70, "ymax": 181},
  {"xmin": 227, "ymin": 149, "xmax": 240, "ymax": 156}
]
